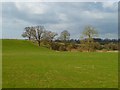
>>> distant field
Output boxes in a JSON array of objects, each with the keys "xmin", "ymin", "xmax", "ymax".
[{"xmin": 2, "ymin": 39, "xmax": 118, "ymax": 88}]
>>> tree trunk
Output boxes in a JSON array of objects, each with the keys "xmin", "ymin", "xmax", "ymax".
[
  {"xmin": 38, "ymin": 40, "xmax": 40, "ymax": 46},
  {"xmin": 87, "ymin": 39, "xmax": 90, "ymax": 52},
  {"xmin": 28, "ymin": 37, "xmax": 30, "ymax": 40}
]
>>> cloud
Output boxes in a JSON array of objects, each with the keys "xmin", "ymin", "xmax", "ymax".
[
  {"xmin": 2, "ymin": 2, "xmax": 118, "ymax": 39},
  {"xmin": 0, "ymin": 3, "xmax": 2, "ymax": 39},
  {"xmin": 100, "ymin": 33, "xmax": 118, "ymax": 39},
  {"xmin": 15, "ymin": 2, "xmax": 48, "ymax": 14},
  {"xmin": 102, "ymin": 2, "xmax": 117, "ymax": 9}
]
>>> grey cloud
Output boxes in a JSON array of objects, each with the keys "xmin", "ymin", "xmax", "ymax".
[{"xmin": 2, "ymin": 2, "xmax": 118, "ymax": 39}]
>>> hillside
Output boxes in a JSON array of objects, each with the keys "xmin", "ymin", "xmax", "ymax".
[
  {"xmin": 2, "ymin": 39, "xmax": 118, "ymax": 88},
  {"xmin": 2, "ymin": 39, "xmax": 52, "ymax": 53}
]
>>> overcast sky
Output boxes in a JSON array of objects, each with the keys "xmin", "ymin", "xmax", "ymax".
[{"xmin": 2, "ymin": 2, "xmax": 118, "ymax": 39}]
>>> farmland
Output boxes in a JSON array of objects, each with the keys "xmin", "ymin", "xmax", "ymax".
[{"xmin": 2, "ymin": 39, "xmax": 118, "ymax": 88}]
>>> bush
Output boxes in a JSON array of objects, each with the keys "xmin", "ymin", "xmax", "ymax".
[
  {"xmin": 59, "ymin": 45, "xmax": 67, "ymax": 51},
  {"xmin": 66, "ymin": 44, "xmax": 73, "ymax": 51},
  {"xmin": 51, "ymin": 42, "xmax": 60, "ymax": 51}
]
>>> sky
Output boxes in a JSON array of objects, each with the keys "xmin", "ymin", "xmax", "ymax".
[{"xmin": 1, "ymin": 1, "xmax": 118, "ymax": 39}]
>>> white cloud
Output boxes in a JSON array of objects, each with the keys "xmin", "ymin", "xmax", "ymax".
[
  {"xmin": 100, "ymin": 33, "xmax": 118, "ymax": 39},
  {"xmin": 102, "ymin": 2, "xmax": 118, "ymax": 10},
  {"xmin": 82, "ymin": 10, "xmax": 104, "ymax": 19},
  {"xmin": 58, "ymin": 13, "xmax": 68, "ymax": 21},
  {"xmin": 15, "ymin": 2, "xmax": 47, "ymax": 14},
  {"xmin": 81, "ymin": 8, "xmax": 117, "ymax": 21},
  {"xmin": 2, "ymin": 0, "xmax": 119, "ymax": 2},
  {"xmin": 0, "ymin": 3, "xmax": 2, "ymax": 39},
  {"xmin": 2, "ymin": 2, "xmax": 118, "ymax": 39}
]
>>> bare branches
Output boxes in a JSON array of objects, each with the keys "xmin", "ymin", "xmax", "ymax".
[
  {"xmin": 22, "ymin": 25, "xmax": 58, "ymax": 46},
  {"xmin": 59, "ymin": 30, "xmax": 70, "ymax": 42}
]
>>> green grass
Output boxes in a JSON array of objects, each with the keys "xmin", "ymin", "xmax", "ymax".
[
  {"xmin": 2, "ymin": 39, "xmax": 118, "ymax": 88},
  {"xmin": 0, "ymin": 39, "xmax": 2, "ymax": 89}
]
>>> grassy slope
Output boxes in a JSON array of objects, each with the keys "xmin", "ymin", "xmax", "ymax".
[
  {"xmin": 0, "ymin": 39, "xmax": 2, "ymax": 88},
  {"xmin": 2, "ymin": 39, "xmax": 118, "ymax": 88}
]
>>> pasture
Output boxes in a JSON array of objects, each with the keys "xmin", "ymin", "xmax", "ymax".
[{"xmin": 2, "ymin": 39, "xmax": 118, "ymax": 88}]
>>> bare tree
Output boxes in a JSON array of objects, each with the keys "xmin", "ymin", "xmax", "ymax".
[
  {"xmin": 59, "ymin": 30, "xmax": 70, "ymax": 42},
  {"xmin": 81, "ymin": 25, "xmax": 98, "ymax": 52},
  {"xmin": 31, "ymin": 26, "xmax": 45, "ymax": 46},
  {"xmin": 22, "ymin": 27, "xmax": 32, "ymax": 40},
  {"xmin": 83, "ymin": 25, "xmax": 98, "ymax": 38},
  {"xmin": 43, "ymin": 31, "xmax": 58, "ymax": 42}
]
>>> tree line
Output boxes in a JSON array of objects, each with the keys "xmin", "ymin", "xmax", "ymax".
[{"xmin": 22, "ymin": 25, "xmax": 118, "ymax": 52}]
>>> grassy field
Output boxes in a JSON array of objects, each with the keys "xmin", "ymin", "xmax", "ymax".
[{"xmin": 2, "ymin": 39, "xmax": 118, "ymax": 88}]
